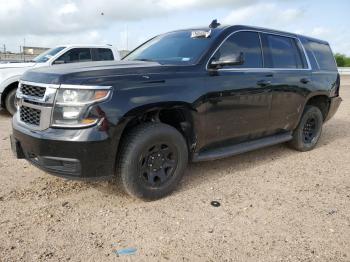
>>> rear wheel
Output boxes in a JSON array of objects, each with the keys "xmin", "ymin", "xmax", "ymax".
[
  {"xmin": 288, "ymin": 105, "xmax": 323, "ymax": 151},
  {"xmin": 5, "ymin": 88, "xmax": 17, "ymax": 115},
  {"xmin": 117, "ymin": 122, "xmax": 188, "ymax": 200}
]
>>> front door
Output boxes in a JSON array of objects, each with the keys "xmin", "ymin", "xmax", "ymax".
[{"xmin": 203, "ymin": 31, "xmax": 273, "ymax": 147}]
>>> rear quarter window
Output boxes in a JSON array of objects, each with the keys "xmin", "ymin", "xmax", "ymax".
[{"xmin": 308, "ymin": 41, "xmax": 337, "ymax": 71}]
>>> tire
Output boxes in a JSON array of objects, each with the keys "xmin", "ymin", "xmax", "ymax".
[
  {"xmin": 5, "ymin": 88, "xmax": 17, "ymax": 115},
  {"xmin": 117, "ymin": 122, "xmax": 188, "ymax": 200},
  {"xmin": 288, "ymin": 105, "xmax": 323, "ymax": 151}
]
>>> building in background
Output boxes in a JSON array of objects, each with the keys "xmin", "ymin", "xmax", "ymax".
[
  {"xmin": 23, "ymin": 46, "xmax": 49, "ymax": 56},
  {"xmin": 0, "ymin": 45, "xmax": 49, "ymax": 62}
]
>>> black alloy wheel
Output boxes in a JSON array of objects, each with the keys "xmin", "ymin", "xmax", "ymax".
[
  {"xmin": 117, "ymin": 122, "xmax": 188, "ymax": 200},
  {"xmin": 289, "ymin": 105, "xmax": 323, "ymax": 151},
  {"xmin": 139, "ymin": 143, "xmax": 177, "ymax": 187},
  {"xmin": 302, "ymin": 116, "xmax": 318, "ymax": 144}
]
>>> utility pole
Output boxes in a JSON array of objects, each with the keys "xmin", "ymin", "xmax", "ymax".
[
  {"xmin": 125, "ymin": 24, "xmax": 129, "ymax": 51},
  {"xmin": 23, "ymin": 38, "xmax": 26, "ymax": 62}
]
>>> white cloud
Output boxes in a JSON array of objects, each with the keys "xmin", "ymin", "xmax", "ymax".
[
  {"xmin": 310, "ymin": 27, "xmax": 330, "ymax": 37},
  {"xmin": 0, "ymin": 0, "xmax": 258, "ymax": 52},
  {"xmin": 0, "ymin": 0, "xmax": 348, "ymax": 56},
  {"xmin": 223, "ymin": 3, "xmax": 304, "ymax": 26},
  {"xmin": 58, "ymin": 3, "xmax": 79, "ymax": 15},
  {"xmin": 0, "ymin": 0, "xmax": 258, "ymax": 36}
]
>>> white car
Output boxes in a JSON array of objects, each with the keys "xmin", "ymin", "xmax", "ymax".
[{"xmin": 0, "ymin": 44, "xmax": 120, "ymax": 115}]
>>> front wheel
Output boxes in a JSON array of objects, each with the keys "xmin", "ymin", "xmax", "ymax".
[
  {"xmin": 5, "ymin": 88, "xmax": 17, "ymax": 115},
  {"xmin": 117, "ymin": 123, "xmax": 188, "ymax": 200},
  {"xmin": 288, "ymin": 105, "xmax": 323, "ymax": 151}
]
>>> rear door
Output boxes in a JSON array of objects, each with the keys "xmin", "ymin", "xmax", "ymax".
[{"xmin": 261, "ymin": 33, "xmax": 312, "ymax": 132}]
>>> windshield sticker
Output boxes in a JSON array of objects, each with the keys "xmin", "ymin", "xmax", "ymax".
[
  {"xmin": 182, "ymin": 58, "xmax": 190, "ymax": 61},
  {"xmin": 191, "ymin": 30, "xmax": 211, "ymax": 38}
]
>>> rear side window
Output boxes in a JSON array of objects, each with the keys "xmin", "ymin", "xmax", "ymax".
[
  {"xmin": 94, "ymin": 48, "xmax": 114, "ymax": 61},
  {"xmin": 308, "ymin": 41, "xmax": 337, "ymax": 71},
  {"xmin": 263, "ymin": 34, "xmax": 305, "ymax": 69},
  {"xmin": 214, "ymin": 31, "xmax": 263, "ymax": 68}
]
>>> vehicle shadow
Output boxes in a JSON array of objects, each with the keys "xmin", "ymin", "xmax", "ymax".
[{"xmin": 92, "ymin": 117, "xmax": 350, "ymax": 199}]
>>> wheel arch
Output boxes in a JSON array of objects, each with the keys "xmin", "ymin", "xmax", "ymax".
[
  {"xmin": 1, "ymin": 80, "xmax": 19, "ymax": 108},
  {"xmin": 116, "ymin": 102, "xmax": 199, "ymax": 157},
  {"xmin": 303, "ymin": 93, "xmax": 331, "ymax": 120}
]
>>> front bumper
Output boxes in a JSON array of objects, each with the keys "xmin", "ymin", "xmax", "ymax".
[
  {"xmin": 11, "ymin": 116, "xmax": 118, "ymax": 180},
  {"xmin": 325, "ymin": 96, "xmax": 342, "ymax": 122}
]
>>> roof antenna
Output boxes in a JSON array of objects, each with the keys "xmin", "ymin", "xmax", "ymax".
[{"xmin": 209, "ymin": 19, "xmax": 221, "ymax": 29}]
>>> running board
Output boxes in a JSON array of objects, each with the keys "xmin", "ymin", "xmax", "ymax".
[{"xmin": 193, "ymin": 132, "xmax": 293, "ymax": 162}]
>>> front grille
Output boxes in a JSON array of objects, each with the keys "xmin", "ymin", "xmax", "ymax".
[
  {"xmin": 20, "ymin": 106, "xmax": 41, "ymax": 126},
  {"xmin": 21, "ymin": 84, "xmax": 46, "ymax": 98}
]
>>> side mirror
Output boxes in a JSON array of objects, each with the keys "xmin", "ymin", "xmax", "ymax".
[
  {"xmin": 53, "ymin": 60, "xmax": 65, "ymax": 65},
  {"xmin": 209, "ymin": 52, "xmax": 244, "ymax": 69}
]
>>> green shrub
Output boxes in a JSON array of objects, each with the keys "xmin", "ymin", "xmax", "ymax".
[{"xmin": 335, "ymin": 53, "xmax": 350, "ymax": 67}]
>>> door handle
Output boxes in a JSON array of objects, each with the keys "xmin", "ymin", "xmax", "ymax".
[
  {"xmin": 257, "ymin": 79, "xmax": 271, "ymax": 87},
  {"xmin": 300, "ymin": 78, "xmax": 310, "ymax": 84}
]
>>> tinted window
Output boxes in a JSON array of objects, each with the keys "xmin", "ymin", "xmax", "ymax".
[
  {"xmin": 308, "ymin": 41, "xmax": 337, "ymax": 71},
  {"xmin": 94, "ymin": 48, "xmax": 114, "ymax": 61},
  {"xmin": 264, "ymin": 34, "xmax": 304, "ymax": 69},
  {"xmin": 215, "ymin": 31, "xmax": 262, "ymax": 68},
  {"xmin": 55, "ymin": 48, "xmax": 92, "ymax": 64}
]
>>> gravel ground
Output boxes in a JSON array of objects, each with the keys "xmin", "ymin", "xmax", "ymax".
[{"xmin": 0, "ymin": 77, "xmax": 349, "ymax": 262}]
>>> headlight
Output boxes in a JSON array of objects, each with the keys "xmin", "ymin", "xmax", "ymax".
[{"xmin": 52, "ymin": 86, "xmax": 111, "ymax": 127}]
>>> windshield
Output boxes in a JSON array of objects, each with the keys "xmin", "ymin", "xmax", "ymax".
[
  {"xmin": 123, "ymin": 31, "xmax": 215, "ymax": 64},
  {"xmin": 33, "ymin": 46, "xmax": 66, "ymax": 63}
]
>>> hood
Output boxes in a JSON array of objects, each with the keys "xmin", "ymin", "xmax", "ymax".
[
  {"xmin": 21, "ymin": 60, "xmax": 191, "ymax": 85},
  {"xmin": 0, "ymin": 62, "xmax": 36, "ymax": 69}
]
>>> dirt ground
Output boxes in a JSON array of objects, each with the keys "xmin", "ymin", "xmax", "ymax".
[{"xmin": 0, "ymin": 77, "xmax": 349, "ymax": 262}]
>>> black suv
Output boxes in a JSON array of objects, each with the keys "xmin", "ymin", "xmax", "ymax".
[{"xmin": 11, "ymin": 23, "xmax": 342, "ymax": 200}]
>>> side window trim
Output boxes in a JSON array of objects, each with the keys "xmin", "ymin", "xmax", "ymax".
[{"xmin": 206, "ymin": 29, "xmax": 311, "ymax": 71}]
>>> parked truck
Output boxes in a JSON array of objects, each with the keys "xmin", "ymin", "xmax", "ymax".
[{"xmin": 0, "ymin": 45, "xmax": 119, "ymax": 115}]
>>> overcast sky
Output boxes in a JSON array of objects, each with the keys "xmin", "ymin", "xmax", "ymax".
[{"xmin": 0, "ymin": 0, "xmax": 349, "ymax": 55}]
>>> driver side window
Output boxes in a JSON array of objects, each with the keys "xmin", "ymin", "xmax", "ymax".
[
  {"xmin": 215, "ymin": 31, "xmax": 263, "ymax": 68},
  {"xmin": 54, "ymin": 48, "xmax": 92, "ymax": 64}
]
